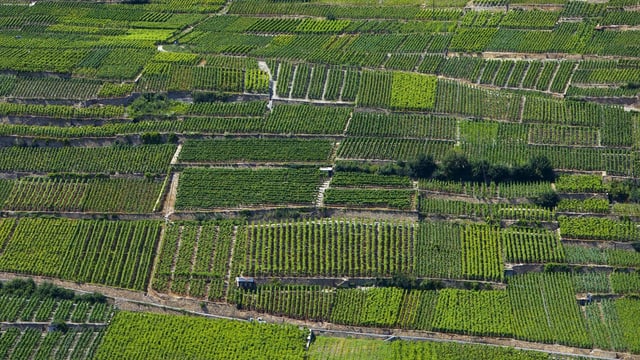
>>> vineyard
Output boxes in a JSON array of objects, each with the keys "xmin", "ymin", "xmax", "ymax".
[
  {"xmin": 0, "ymin": 218, "xmax": 160, "ymax": 291},
  {"xmin": 0, "ymin": 0, "xmax": 640, "ymax": 357}
]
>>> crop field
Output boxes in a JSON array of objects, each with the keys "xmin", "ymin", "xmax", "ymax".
[{"xmin": 1, "ymin": 0, "xmax": 640, "ymax": 357}]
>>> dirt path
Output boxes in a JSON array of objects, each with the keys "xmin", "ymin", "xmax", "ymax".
[
  {"xmin": 223, "ymin": 226, "xmax": 238, "ymax": 301},
  {"xmin": 162, "ymin": 172, "xmax": 179, "ymax": 217},
  {"xmin": 170, "ymin": 143, "xmax": 182, "ymax": 165},
  {"xmin": 316, "ymin": 178, "xmax": 332, "ymax": 208}
]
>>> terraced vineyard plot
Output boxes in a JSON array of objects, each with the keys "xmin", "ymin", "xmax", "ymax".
[
  {"xmin": 176, "ymin": 168, "xmax": 323, "ymax": 209},
  {"xmin": 522, "ymin": 97, "xmax": 606, "ymax": 127},
  {"xmin": 0, "ymin": 103, "xmax": 124, "ymax": 119},
  {"xmin": 308, "ymin": 65, "xmax": 328, "ymax": 100},
  {"xmin": 435, "ymin": 79, "xmax": 521, "ymax": 121},
  {"xmin": 94, "ymin": 312, "xmax": 307, "ymax": 360},
  {"xmin": 347, "ymin": 112, "xmax": 457, "ymax": 139},
  {"xmin": 0, "ymin": 327, "xmax": 105, "ymax": 360},
  {"xmin": 565, "ymin": 245, "xmax": 640, "ymax": 268},
  {"xmin": 508, "ymin": 273, "xmax": 590, "ymax": 347},
  {"xmin": 419, "ymin": 179, "xmax": 553, "ymax": 199},
  {"xmin": 10, "ymin": 77, "xmax": 103, "ymax": 99},
  {"xmin": 331, "ymin": 287, "xmax": 405, "ymax": 327},
  {"xmin": 324, "ymin": 188, "xmax": 415, "ymax": 210},
  {"xmin": 179, "ymin": 138, "xmax": 334, "ymax": 163},
  {"xmin": 436, "ymin": 56, "xmax": 483, "ymax": 82},
  {"xmin": 507, "ymin": 61, "xmax": 529, "ymax": 88},
  {"xmin": 187, "ymin": 100, "xmax": 267, "ymax": 117},
  {"xmin": 152, "ymin": 221, "xmax": 235, "ymax": 301},
  {"xmin": 384, "ymin": 54, "xmax": 420, "ymax": 71},
  {"xmin": 3, "ymin": 177, "xmax": 163, "ymax": 213},
  {"xmin": 461, "ymin": 225, "xmax": 504, "ymax": 281},
  {"xmin": 419, "ymin": 197, "xmax": 555, "ymax": 221},
  {"xmin": 0, "ymin": 145, "xmax": 175, "ymax": 174},
  {"xmin": 356, "ymin": 70, "xmax": 391, "ymax": 108},
  {"xmin": 330, "ymin": 172, "xmax": 412, "ymax": 188},
  {"xmin": 0, "ymin": 218, "xmax": 160, "ymax": 290},
  {"xmin": 550, "ymin": 61, "xmax": 575, "ymax": 93},
  {"xmin": 554, "ymin": 174, "xmax": 607, "ymax": 193},
  {"xmin": 263, "ymin": 104, "xmax": 351, "ymax": 135},
  {"xmin": 528, "ymin": 124, "xmax": 599, "ymax": 147},
  {"xmin": 557, "ymin": 198, "xmax": 610, "ymax": 214},
  {"xmin": 479, "ymin": 60, "xmax": 500, "ymax": 85},
  {"xmin": 584, "ymin": 299, "xmax": 627, "ymax": 352},
  {"xmin": 433, "ymin": 289, "xmax": 514, "ymax": 337},
  {"xmin": 323, "ymin": 67, "xmax": 345, "ymax": 101},
  {"xmin": 239, "ymin": 219, "xmax": 415, "ymax": 277},
  {"xmin": 275, "ymin": 62, "xmax": 295, "ymax": 98},
  {"xmin": 0, "ymin": 295, "xmax": 113, "ymax": 324},
  {"xmin": 389, "ymin": 72, "xmax": 437, "ymax": 110},
  {"xmin": 502, "ymin": 227, "xmax": 565, "ymax": 263},
  {"xmin": 493, "ymin": 60, "xmax": 515, "ymax": 87},
  {"xmin": 236, "ymin": 285, "xmax": 335, "ymax": 321},
  {"xmin": 615, "ymin": 298, "xmax": 640, "ymax": 353},
  {"xmin": 415, "ymin": 222, "xmax": 462, "ymax": 279},
  {"xmin": 308, "ymin": 336, "xmax": 585, "ymax": 360},
  {"xmin": 3, "ymin": 0, "xmax": 640, "ymax": 356},
  {"xmin": 337, "ymin": 137, "xmax": 454, "ymax": 161},
  {"xmin": 291, "ymin": 63, "xmax": 311, "ymax": 98},
  {"xmin": 559, "ymin": 216, "xmax": 640, "ymax": 241}
]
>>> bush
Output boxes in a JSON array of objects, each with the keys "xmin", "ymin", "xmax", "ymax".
[
  {"xmin": 141, "ymin": 132, "xmax": 163, "ymax": 145},
  {"xmin": 442, "ymin": 150, "xmax": 471, "ymax": 181},
  {"xmin": 50, "ymin": 321, "xmax": 69, "ymax": 333},
  {"xmin": 543, "ymin": 263, "xmax": 572, "ymax": 273},
  {"xmin": 408, "ymin": 154, "xmax": 437, "ymax": 179},
  {"xmin": 531, "ymin": 190, "xmax": 560, "ymax": 209}
]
